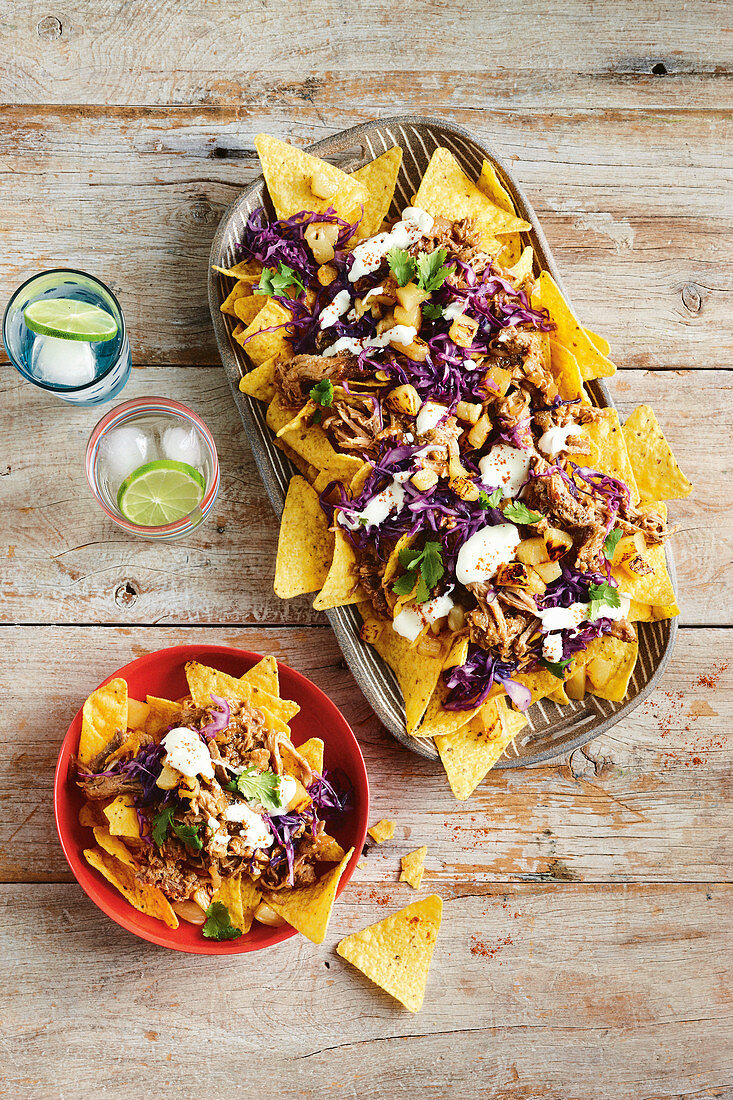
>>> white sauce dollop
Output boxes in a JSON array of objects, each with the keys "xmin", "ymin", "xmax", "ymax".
[
  {"xmin": 319, "ymin": 289, "xmax": 352, "ymax": 329},
  {"xmin": 443, "ymin": 299, "xmax": 466, "ymax": 321},
  {"xmin": 224, "ymin": 801, "xmax": 274, "ymax": 849},
  {"xmin": 537, "ymin": 594, "xmax": 632, "ymax": 633},
  {"xmin": 348, "ymin": 207, "xmax": 434, "ymax": 282},
  {"xmin": 456, "ymin": 524, "xmax": 521, "ymax": 585},
  {"xmin": 479, "ymin": 444, "xmax": 532, "ymax": 499},
  {"xmin": 161, "ymin": 727, "xmax": 215, "ymax": 781},
  {"xmin": 537, "ymin": 425, "xmax": 584, "ymax": 459},
  {"xmin": 322, "ymin": 325, "xmax": 417, "ymax": 358},
  {"xmin": 337, "ymin": 471, "xmax": 412, "ymax": 532},
  {"xmin": 392, "ymin": 592, "xmax": 455, "ymax": 642},
  {"xmin": 268, "ymin": 775, "xmax": 298, "ymax": 817},
  {"xmin": 416, "ymin": 401, "xmax": 449, "ymax": 436}
]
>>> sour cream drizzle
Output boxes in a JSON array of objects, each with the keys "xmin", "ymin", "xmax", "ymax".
[{"xmin": 348, "ymin": 207, "xmax": 434, "ymax": 283}]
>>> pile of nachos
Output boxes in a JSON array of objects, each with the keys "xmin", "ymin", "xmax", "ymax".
[
  {"xmin": 74, "ymin": 657, "xmax": 353, "ymax": 942},
  {"xmin": 217, "ymin": 134, "xmax": 692, "ymax": 800}
]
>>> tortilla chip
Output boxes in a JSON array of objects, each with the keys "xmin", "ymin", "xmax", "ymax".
[
  {"xmin": 444, "ymin": 634, "xmax": 469, "ymax": 670},
  {"xmin": 78, "ymin": 678, "xmax": 128, "ymax": 768},
  {"xmin": 293, "ymin": 736, "xmax": 324, "ymax": 773},
  {"xmin": 266, "ymin": 393, "xmax": 363, "ymax": 483},
  {"xmin": 145, "ymin": 695, "xmax": 182, "ymax": 737},
  {"xmin": 511, "ymin": 665, "xmax": 560, "ymax": 706},
  {"xmin": 535, "ymin": 272, "xmax": 616, "ymax": 380},
  {"xmin": 255, "ymin": 134, "xmax": 369, "ymax": 224},
  {"xmin": 400, "ymin": 846, "xmax": 427, "ymax": 889},
  {"xmin": 234, "ymin": 294, "xmax": 265, "ymax": 327},
  {"xmin": 220, "ymin": 279, "xmax": 257, "ymax": 317},
  {"xmin": 104, "ymin": 728, "xmax": 150, "ymax": 766},
  {"xmin": 238, "ymin": 299, "xmax": 293, "ymax": 366},
  {"xmin": 84, "ymin": 847, "xmax": 179, "ymax": 929},
  {"xmin": 477, "ymin": 160, "xmax": 523, "ymax": 266},
  {"xmin": 262, "ymin": 848, "xmax": 353, "ymax": 944},
  {"xmin": 352, "ymin": 146, "xmax": 403, "ymax": 237},
  {"xmin": 239, "ymin": 877, "xmax": 262, "ymax": 934},
  {"xmin": 435, "ymin": 698, "xmax": 516, "ymax": 800},
  {"xmin": 274, "ymin": 436, "xmax": 312, "ymax": 478},
  {"xmin": 317, "ymin": 834, "xmax": 346, "ymax": 862},
  {"xmin": 622, "ymin": 404, "xmax": 692, "ymax": 502},
  {"xmin": 214, "ymin": 259, "xmax": 262, "ymax": 280},
  {"xmin": 274, "ymin": 475, "xmax": 335, "ymax": 598},
  {"xmin": 368, "ymin": 819, "xmax": 396, "ymax": 844},
  {"xmin": 92, "ymin": 826, "xmax": 137, "ymax": 869},
  {"xmin": 313, "ymin": 528, "xmax": 366, "ymax": 610},
  {"xmin": 584, "ymin": 328, "xmax": 611, "ymax": 357},
  {"xmin": 507, "ymin": 244, "xmax": 533, "ymax": 281},
  {"xmin": 417, "ymin": 679, "xmax": 479, "ymax": 740},
  {"xmin": 578, "ymin": 631, "xmax": 639, "ymax": 702},
  {"xmin": 103, "ymin": 795, "xmax": 140, "ymax": 838},
  {"xmin": 370, "ymin": 623, "xmax": 446, "ymax": 733},
  {"xmin": 569, "ymin": 408, "xmax": 640, "ymax": 505},
  {"xmin": 238, "ymin": 357, "xmax": 277, "ymax": 403},
  {"xmin": 628, "ymin": 599, "xmax": 680, "ymax": 621},
  {"xmin": 212, "ymin": 874, "xmax": 246, "ymax": 932},
  {"xmin": 78, "ymin": 802, "xmax": 103, "ymax": 827},
  {"xmin": 415, "ymin": 148, "xmax": 529, "ymax": 249},
  {"xmin": 612, "ymin": 540, "xmax": 676, "ymax": 607},
  {"xmin": 337, "ymin": 895, "xmax": 442, "ymax": 1013},
  {"xmin": 239, "ymin": 655, "xmax": 280, "ymax": 697},
  {"xmin": 184, "ymin": 661, "xmax": 298, "ymax": 733},
  {"xmin": 549, "ymin": 340, "xmax": 587, "ymax": 403}
]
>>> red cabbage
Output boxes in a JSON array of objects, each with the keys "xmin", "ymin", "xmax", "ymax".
[
  {"xmin": 200, "ymin": 694, "xmax": 230, "ymax": 739},
  {"xmin": 442, "ymin": 644, "xmax": 527, "ymax": 711}
]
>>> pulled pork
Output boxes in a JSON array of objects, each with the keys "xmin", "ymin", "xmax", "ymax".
[{"xmin": 275, "ymin": 351, "xmax": 355, "ymax": 406}]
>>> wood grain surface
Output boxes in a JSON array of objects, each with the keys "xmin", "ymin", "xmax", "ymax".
[{"xmin": 1, "ymin": 1, "xmax": 731, "ymax": 1096}]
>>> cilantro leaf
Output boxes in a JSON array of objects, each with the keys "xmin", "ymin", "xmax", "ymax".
[
  {"xmin": 152, "ymin": 805, "xmax": 173, "ymax": 848},
  {"xmin": 478, "ymin": 488, "xmax": 503, "ymax": 509},
  {"xmin": 202, "ymin": 901, "xmax": 242, "ymax": 941},
  {"xmin": 254, "ymin": 262, "xmax": 305, "ymax": 298},
  {"xmin": 398, "ymin": 546, "xmax": 423, "ymax": 571},
  {"xmin": 539, "ymin": 656, "xmax": 572, "ymax": 679},
  {"xmin": 235, "ymin": 766, "xmax": 282, "ymax": 812},
  {"xmin": 587, "ymin": 581, "xmax": 622, "ymax": 622},
  {"xmin": 503, "ymin": 501, "xmax": 543, "ymax": 525},
  {"xmin": 387, "ymin": 247, "xmax": 415, "ymax": 287},
  {"xmin": 312, "ymin": 408, "xmax": 322, "ymax": 424},
  {"xmin": 420, "ymin": 541, "xmax": 445, "ymax": 590},
  {"xmin": 415, "ymin": 248, "xmax": 452, "ymax": 292},
  {"xmin": 309, "ymin": 379, "xmax": 334, "ymax": 407},
  {"xmin": 422, "ymin": 301, "xmax": 444, "ymax": 322},
  {"xmin": 170, "ymin": 819, "xmax": 203, "ymax": 852},
  {"xmin": 392, "ymin": 571, "xmax": 417, "ymax": 597},
  {"xmin": 604, "ymin": 528, "xmax": 622, "ymax": 561},
  {"xmin": 414, "ymin": 574, "xmax": 431, "ymax": 604}
]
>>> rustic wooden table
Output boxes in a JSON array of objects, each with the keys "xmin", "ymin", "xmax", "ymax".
[{"xmin": 1, "ymin": 3, "xmax": 731, "ymax": 1097}]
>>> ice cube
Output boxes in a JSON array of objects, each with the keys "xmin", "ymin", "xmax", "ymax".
[
  {"xmin": 30, "ymin": 335, "xmax": 96, "ymax": 387},
  {"xmin": 161, "ymin": 424, "xmax": 203, "ymax": 468},
  {"xmin": 99, "ymin": 425, "xmax": 156, "ymax": 487}
]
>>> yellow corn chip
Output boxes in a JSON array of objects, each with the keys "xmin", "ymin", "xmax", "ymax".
[
  {"xmin": 104, "ymin": 728, "xmax": 150, "ymax": 766},
  {"xmin": 92, "ymin": 826, "xmax": 137, "ymax": 869},
  {"xmin": 444, "ymin": 634, "xmax": 469, "ymax": 670},
  {"xmin": 435, "ymin": 698, "xmax": 516, "ymax": 800},
  {"xmin": 239, "ymin": 655, "xmax": 280, "ymax": 697},
  {"xmin": 584, "ymin": 328, "xmax": 611, "ymax": 357},
  {"xmin": 400, "ymin": 846, "xmax": 427, "ymax": 889},
  {"xmin": 613, "ymin": 543, "xmax": 676, "ymax": 607},
  {"xmin": 145, "ymin": 695, "xmax": 182, "ymax": 737},
  {"xmin": 316, "ymin": 834, "xmax": 346, "ymax": 862},
  {"xmin": 293, "ymin": 736, "xmax": 324, "ymax": 773},
  {"xmin": 214, "ymin": 259, "xmax": 262, "ymax": 280},
  {"xmin": 507, "ymin": 245, "xmax": 534, "ymax": 282},
  {"xmin": 370, "ymin": 623, "xmax": 446, "ymax": 733},
  {"xmin": 184, "ymin": 661, "xmax": 299, "ymax": 733},
  {"xmin": 622, "ymin": 404, "xmax": 692, "ymax": 502},
  {"xmin": 628, "ymin": 599, "xmax": 680, "ymax": 622},
  {"xmin": 510, "ymin": 665, "xmax": 560, "ymax": 706},
  {"xmin": 337, "ymin": 895, "xmax": 442, "ymax": 1013},
  {"xmin": 352, "ymin": 146, "xmax": 403, "ymax": 237},
  {"xmin": 535, "ymin": 272, "xmax": 616, "ymax": 380},
  {"xmin": 549, "ymin": 340, "xmax": 587, "ymax": 403},
  {"xmin": 78, "ymin": 802, "xmax": 103, "ymax": 828},
  {"xmin": 126, "ymin": 698, "xmax": 150, "ymax": 731},
  {"xmin": 220, "ymin": 279, "xmax": 257, "ymax": 317},
  {"xmin": 239, "ymin": 877, "xmax": 262, "ymax": 934},
  {"xmin": 255, "ymin": 134, "xmax": 369, "ymax": 224},
  {"xmin": 569, "ymin": 408, "xmax": 640, "ymax": 505},
  {"xmin": 477, "ymin": 160, "xmax": 523, "ymax": 267},
  {"xmin": 78, "ymin": 678, "xmax": 128, "ymax": 768},
  {"xmin": 417, "ymin": 680, "xmax": 479, "ymax": 740},
  {"xmin": 579, "ymin": 631, "xmax": 639, "ymax": 702},
  {"xmin": 275, "ymin": 475, "xmax": 335, "ymax": 598},
  {"xmin": 238, "ymin": 299, "xmax": 294, "ymax": 366},
  {"xmin": 239, "ymin": 356, "xmax": 277, "ymax": 402},
  {"xmin": 212, "ymin": 874, "xmax": 246, "ymax": 932},
  {"xmin": 274, "ymin": 436, "xmax": 312, "ymax": 478},
  {"xmin": 266, "ymin": 393, "xmax": 363, "ymax": 483},
  {"xmin": 103, "ymin": 795, "xmax": 140, "ymax": 838},
  {"xmin": 368, "ymin": 819, "xmax": 396, "ymax": 844},
  {"xmin": 313, "ymin": 528, "xmax": 366, "ymax": 610},
  {"xmin": 415, "ymin": 148, "xmax": 529, "ymax": 249},
  {"xmin": 262, "ymin": 847, "xmax": 353, "ymax": 944},
  {"xmin": 84, "ymin": 846, "xmax": 179, "ymax": 929},
  {"xmin": 234, "ymin": 294, "xmax": 265, "ymax": 327}
]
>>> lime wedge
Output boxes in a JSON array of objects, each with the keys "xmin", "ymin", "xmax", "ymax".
[
  {"xmin": 24, "ymin": 298, "xmax": 118, "ymax": 343},
  {"xmin": 117, "ymin": 460, "xmax": 205, "ymax": 526}
]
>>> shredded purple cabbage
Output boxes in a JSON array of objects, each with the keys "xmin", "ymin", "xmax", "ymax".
[
  {"xmin": 200, "ymin": 694, "xmax": 230, "ymax": 739},
  {"xmin": 442, "ymin": 644, "xmax": 529, "ymax": 711},
  {"xmin": 77, "ymin": 741, "xmax": 166, "ymax": 803}
]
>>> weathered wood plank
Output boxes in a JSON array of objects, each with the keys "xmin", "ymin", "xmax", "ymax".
[
  {"xmin": 1, "ymin": 881, "xmax": 730, "ymax": 1100},
  {"xmin": 2, "ymin": 366, "xmax": 728, "ymax": 626},
  {"xmin": 0, "ymin": 106, "xmax": 729, "ymax": 369},
  {"xmin": 3, "ymin": 0, "xmax": 732, "ymax": 107},
  {"xmin": 0, "ymin": 624, "xmax": 729, "ymax": 884}
]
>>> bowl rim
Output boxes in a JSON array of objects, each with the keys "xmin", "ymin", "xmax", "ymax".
[
  {"xmin": 207, "ymin": 113, "xmax": 678, "ymax": 769},
  {"xmin": 54, "ymin": 643, "xmax": 369, "ymax": 954}
]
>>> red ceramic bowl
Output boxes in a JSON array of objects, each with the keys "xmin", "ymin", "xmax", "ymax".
[{"xmin": 54, "ymin": 644, "xmax": 369, "ymax": 954}]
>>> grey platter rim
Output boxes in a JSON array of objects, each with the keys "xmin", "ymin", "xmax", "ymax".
[{"xmin": 207, "ymin": 113, "xmax": 677, "ymax": 769}]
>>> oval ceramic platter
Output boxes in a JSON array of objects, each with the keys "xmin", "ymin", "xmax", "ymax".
[{"xmin": 208, "ymin": 115, "xmax": 677, "ymax": 767}]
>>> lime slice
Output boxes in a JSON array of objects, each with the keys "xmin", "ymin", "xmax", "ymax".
[
  {"xmin": 117, "ymin": 460, "xmax": 206, "ymax": 526},
  {"xmin": 24, "ymin": 298, "xmax": 118, "ymax": 343}
]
